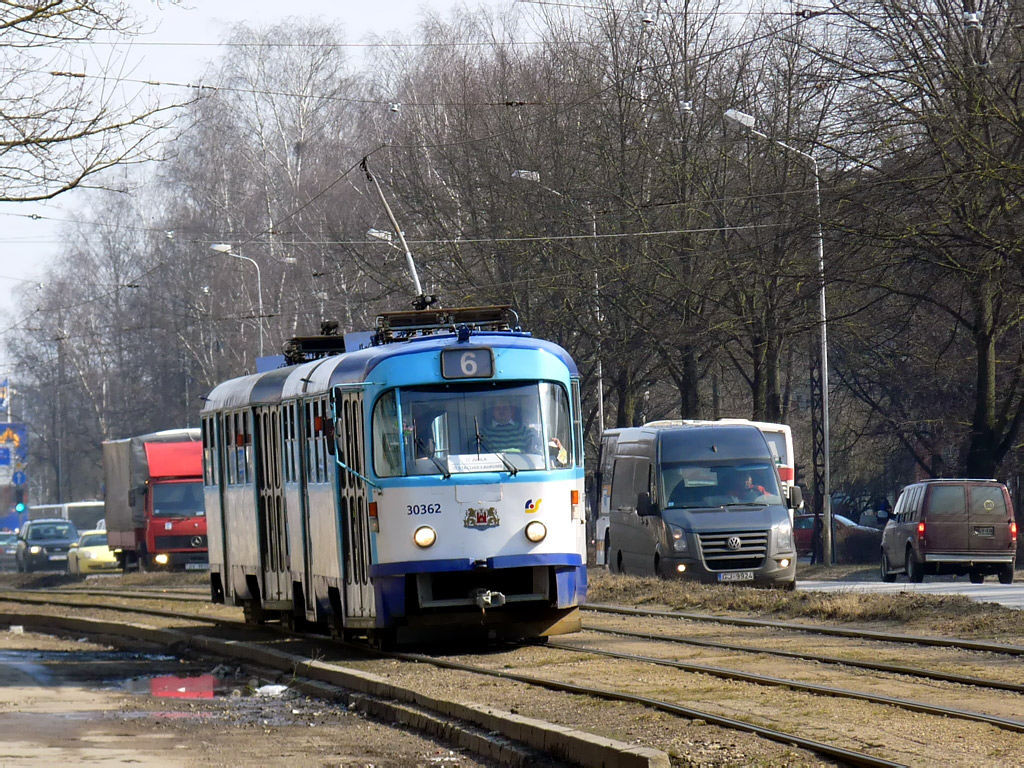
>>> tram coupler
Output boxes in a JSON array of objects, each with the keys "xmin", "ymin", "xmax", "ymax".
[{"xmin": 473, "ymin": 589, "xmax": 506, "ymax": 610}]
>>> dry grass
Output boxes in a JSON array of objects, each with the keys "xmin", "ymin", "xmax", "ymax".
[{"xmin": 586, "ymin": 569, "xmax": 1024, "ymax": 642}]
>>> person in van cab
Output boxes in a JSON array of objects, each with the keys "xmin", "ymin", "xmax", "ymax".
[{"xmin": 724, "ymin": 471, "xmax": 766, "ymax": 503}]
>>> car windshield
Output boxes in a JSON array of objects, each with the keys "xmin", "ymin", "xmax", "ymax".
[
  {"xmin": 152, "ymin": 482, "xmax": 205, "ymax": 518},
  {"xmin": 661, "ymin": 461, "xmax": 783, "ymax": 509},
  {"xmin": 29, "ymin": 522, "xmax": 77, "ymax": 540},
  {"xmin": 372, "ymin": 382, "xmax": 573, "ymax": 477},
  {"xmin": 0, "ymin": 534, "xmax": 15, "ymax": 545},
  {"xmin": 80, "ymin": 533, "xmax": 108, "ymax": 547}
]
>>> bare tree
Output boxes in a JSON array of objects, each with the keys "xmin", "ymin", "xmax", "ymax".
[{"xmin": 0, "ymin": 0, "xmax": 183, "ymax": 201}]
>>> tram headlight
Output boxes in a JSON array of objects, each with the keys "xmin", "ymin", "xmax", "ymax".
[
  {"xmin": 524, "ymin": 521, "xmax": 547, "ymax": 543},
  {"xmin": 413, "ymin": 526, "xmax": 436, "ymax": 548}
]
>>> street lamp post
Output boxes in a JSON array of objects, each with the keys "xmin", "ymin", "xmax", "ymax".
[
  {"xmin": 511, "ymin": 170, "xmax": 604, "ymax": 438},
  {"xmin": 723, "ymin": 109, "xmax": 832, "ymax": 564},
  {"xmin": 210, "ymin": 243, "xmax": 265, "ymax": 359}
]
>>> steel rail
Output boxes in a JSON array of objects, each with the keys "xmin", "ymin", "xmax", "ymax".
[
  {"xmin": 584, "ymin": 603, "xmax": 1024, "ymax": 656},
  {"xmin": 583, "ymin": 624, "xmax": 1024, "ymax": 693},
  {"xmin": 0, "ymin": 590, "xmax": 903, "ymax": 767},
  {"xmin": 546, "ymin": 640, "xmax": 1024, "ymax": 734},
  {"xmin": 382, "ymin": 647, "xmax": 906, "ymax": 768},
  {"xmin": 43, "ymin": 587, "xmax": 209, "ymax": 602}
]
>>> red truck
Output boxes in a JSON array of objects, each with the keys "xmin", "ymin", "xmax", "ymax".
[{"xmin": 102, "ymin": 429, "xmax": 208, "ymax": 571}]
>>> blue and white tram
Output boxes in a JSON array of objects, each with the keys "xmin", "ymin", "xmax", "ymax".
[{"xmin": 200, "ymin": 307, "xmax": 587, "ymax": 644}]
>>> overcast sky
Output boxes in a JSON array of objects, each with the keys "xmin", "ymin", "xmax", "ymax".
[{"xmin": 0, "ymin": 0, "xmax": 503, "ymax": 344}]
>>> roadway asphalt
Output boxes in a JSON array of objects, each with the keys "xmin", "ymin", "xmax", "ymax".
[{"xmin": 799, "ymin": 579, "xmax": 1024, "ymax": 609}]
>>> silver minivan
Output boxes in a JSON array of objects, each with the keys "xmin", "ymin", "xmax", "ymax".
[{"xmin": 603, "ymin": 423, "xmax": 801, "ymax": 588}]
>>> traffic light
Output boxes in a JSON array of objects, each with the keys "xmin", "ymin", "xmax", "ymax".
[{"xmin": 13, "ymin": 487, "xmax": 25, "ymax": 514}]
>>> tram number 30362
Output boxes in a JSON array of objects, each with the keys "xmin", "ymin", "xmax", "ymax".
[{"xmin": 407, "ymin": 504, "xmax": 443, "ymax": 515}]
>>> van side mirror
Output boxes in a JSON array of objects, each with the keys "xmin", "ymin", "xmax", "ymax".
[
  {"xmin": 637, "ymin": 491, "xmax": 658, "ymax": 516},
  {"xmin": 789, "ymin": 485, "xmax": 803, "ymax": 510}
]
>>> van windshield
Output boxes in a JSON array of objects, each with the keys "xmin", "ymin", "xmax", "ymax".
[{"xmin": 662, "ymin": 462, "xmax": 783, "ymax": 509}]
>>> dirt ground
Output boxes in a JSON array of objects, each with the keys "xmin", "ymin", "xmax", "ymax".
[{"xmin": 0, "ymin": 627, "xmax": 496, "ymax": 768}]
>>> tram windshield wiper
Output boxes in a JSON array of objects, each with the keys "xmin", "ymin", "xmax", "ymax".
[
  {"xmin": 416, "ymin": 436, "xmax": 451, "ymax": 479},
  {"xmin": 473, "ymin": 416, "xmax": 518, "ymax": 476}
]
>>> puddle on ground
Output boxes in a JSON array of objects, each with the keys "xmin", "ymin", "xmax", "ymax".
[{"xmin": 0, "ymin": 648, "xmax": 345, "ymax": 728}]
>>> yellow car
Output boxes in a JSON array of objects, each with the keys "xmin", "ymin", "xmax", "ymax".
[{"xmin": 67, "ymin": 530, "xmax": 118, "ymax": 576}]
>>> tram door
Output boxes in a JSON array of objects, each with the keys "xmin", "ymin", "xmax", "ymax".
[
  {"xmin": 254, "ymin": 405, "xmax": 289, "ymax": 604},
  {"xmin": 334, "ymin": 389, "xmax": 374, "ymax": 620},
  {"xmin": 202, "ymin": 415, "xmax": 229, "ymax": 601}
]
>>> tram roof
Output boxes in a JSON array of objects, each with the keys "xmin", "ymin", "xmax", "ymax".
[{"xmin": 201, "ymin": 331, "xmax": 577, "ymax": 412}]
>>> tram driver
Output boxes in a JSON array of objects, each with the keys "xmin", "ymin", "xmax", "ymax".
[
  {"xmin": 480, "ymin": 397, "xmax": 535, "ymax": 453},
  {"xmin": 479, "ymin": 396, "xmax": 569, "ymax": 466}
]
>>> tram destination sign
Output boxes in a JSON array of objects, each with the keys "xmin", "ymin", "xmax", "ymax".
[{"xmin": 441, "ymin": 347, "xmax": 494, "ymax": 379}]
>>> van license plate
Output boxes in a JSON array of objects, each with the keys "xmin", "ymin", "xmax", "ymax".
[
  {"xmin": 185, "ymin": 563, "xmax": 209, "ymax": 571},
  {"xmin": 974, "ymin": 526, "xmax": 994, "ymax": 537},
  {"xmin": 718, "ymin": 571, "xmax": 753, "ymax": 582}
]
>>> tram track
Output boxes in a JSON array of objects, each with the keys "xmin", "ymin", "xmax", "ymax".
[
  {"xmin": 581, "ymin": 624, "xmax": 1024, "ymax": 693},
  {"xmin": 544, "ymin": 638, "xmax": 1024, "ymax": 733},
  {"xmin": 0, "ymin": 589, "xmax": 899, "ymax": 767},
  {"xmin": 585, "ymin": 603, "xmax": 1024, "ymax": 656},
  {"xmin": 42, "ymin": 586, "xmax": 1024, "ymax": 691},
  {"xmin": 4, "ymin": 587, "xmax": 1024, "ymax": 765}
]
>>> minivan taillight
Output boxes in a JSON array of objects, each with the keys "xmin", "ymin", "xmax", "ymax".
[
  {"xmin": 1011, "ymin": 521, "xmax": 1018, "ymax": 543},
  {"xmin": 917, "ymin": 521, "xmax": 926, "ymax": 539}
]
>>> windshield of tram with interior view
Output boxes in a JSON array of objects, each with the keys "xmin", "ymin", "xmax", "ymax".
[
  {"xmin": 372, "ymin": 382, "xmax": 573, "ymax": 477},
  {"xmin": 661, "ymin": 462, "xmax": 783, "ymax": 509}
]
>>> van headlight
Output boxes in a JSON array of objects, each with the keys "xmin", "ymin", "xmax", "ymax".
[
  {"xmin": 667, "ymin": 524, "xmax": 688, "ymax": 553},
  {"xmin": 413, "ymin": 526, "xmax": 436, "ymax": 548},
  {"xmin": 776, "ymin": 521, "xmax": 793, "ymax": 551}
]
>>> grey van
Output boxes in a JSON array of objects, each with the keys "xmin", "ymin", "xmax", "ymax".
[
  {"xmin": 603, "ymin": 423, "xmax": 801, "ymax": 588},
  {"xmin": 880, "ymin": 479, "xmax": 1016, "ymax": 584}
]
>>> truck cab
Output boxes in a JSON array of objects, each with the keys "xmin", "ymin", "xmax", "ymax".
[{"xmin": 104, "ymin": 430, "xmax": 208, "ymax": 571}]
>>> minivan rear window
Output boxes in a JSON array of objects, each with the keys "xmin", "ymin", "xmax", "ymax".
[
  {"xmin": 927, "ymin": 486, "xmax": 966, "ymax": 515},
  {"xmin": 969, "ymin": 486, "xmax": 1007, "ymax": 517}
]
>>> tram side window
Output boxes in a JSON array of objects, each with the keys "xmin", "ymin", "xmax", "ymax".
[
  {"xmin": 305, "ymin": 402, "xmax": 316, "ymax": 483},
  {"xmin": 239, "ymin": 412, "xmax": 252, "ymax": 484},
  {"xmin": 571, "ymin": 379, "xmax": 583, "ymax": 467},
  {"xmin": 372, "ymin": 391, "xmax": 402, "ymax": 478},
  {"xmin": 315, "ymin": 398, "xmax": 328, "ymax": 482},
  {"xmin": 306, "ymin": 400, "xmax": 328, "ymax": 485},
  {"xmin": 289, "ymin": 403, "xmax": 300, "ymax": 482},
  {"xmin": 226, "ymin": 413, "xmax": 239, "ymax": 485},
  {"xmin": 540, "ymin": 382, "xmax": 572, "ymax": 468},
  {"xmin": 280, "ymin": 404, "xmax": 292, "ymax": 483},
  {"xmin": 202, "ymin": 418, "xmax": 215, "ymax": 486}
]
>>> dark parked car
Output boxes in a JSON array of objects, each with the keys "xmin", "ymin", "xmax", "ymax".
[
  {"xmin": 794, "ymin": 513, "xmax": 883, "ymax": 562},
  {"xmin": 0, "ymin": 532, "xmax": 17, "ymax": 570},
  {"xmin": 881, "ymin": 479, "xmax": 1016, "ymax": 584},
  {"xmin": 794, "ymin": 514, "xmax": 815, "ymax": 556},
  {"xmin": 15, "ymin": 519, "xmax": 79, "ymax": 573}
]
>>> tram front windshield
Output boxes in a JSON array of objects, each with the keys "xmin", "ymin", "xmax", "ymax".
[{"xmin": 372, "ymin": 382, "xmax": 572, "ymax": 477}]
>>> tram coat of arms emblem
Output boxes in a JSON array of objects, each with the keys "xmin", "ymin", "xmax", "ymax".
[{"xmin": 464, "ymin": 507, "xmax": 500, "ymax": 529}]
